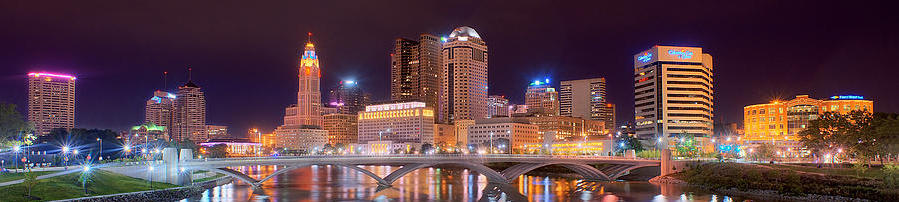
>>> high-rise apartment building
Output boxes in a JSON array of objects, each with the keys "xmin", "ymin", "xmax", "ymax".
[
  {"xmin": 328, "ymin": 80, "xmax": 369, "ymax": 115},
  {"xmin": 145, "ymin": 90, "xmax": 176, "ymax": 138},
  {"xmin": 357, "ymin": 102, "xmax": 435, "ymax": 144},
  {"xmin": 27, "ymin": 72, "xmax": 76, "ymax": 136},
  {"xmin": 323, "ymin": 113, "xmax": 358, "ymax": 145},
  {"xmin": 440, "ymin": 26, "xmax": 489, "ymax": 123},
  {"xmin": 487, "ymin": 95, "xmax": 510, "ymax": 118},
  {"xmin": 560, "ymin": 78, "xmax": 614, "ymax": 129},
  {"xmin": 633, "ymin": 46, "xmax": 714, "ymax": 145},
  {"xmin": 525, "ymin": 79, "xmax": 559, "ymax": 116},
  {"xmin": 390, "ymin": 34, "xmax": 442, "ymax": 111},
  {"xmin": 173, "ymin": 80, "xmax": 207, "ymax": 142}
]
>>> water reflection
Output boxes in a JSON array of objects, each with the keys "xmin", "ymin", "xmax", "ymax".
[{"xmin": 182, "ymin": 165, "xmax": 749, "ymax": 201}]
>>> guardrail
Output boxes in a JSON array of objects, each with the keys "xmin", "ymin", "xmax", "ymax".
[{"xmin": 185, "ymin": 154, "xmax": 658, "ymax": 163}]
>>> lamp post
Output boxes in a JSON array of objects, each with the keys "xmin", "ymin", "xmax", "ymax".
[
  {"xmin": 489, "ymin": 132, "xmax": 494, "ymax": 154},
  {"xmin": 96, "ymin": 137, "xmax": 102, "ymax": 162},
  {"xmin": 13, "ymin": 145, "xmax": 21, "ymax": 173},
  {"xmin": 62, "ymin": 146, "xmax": 70, "ymax": 169}
]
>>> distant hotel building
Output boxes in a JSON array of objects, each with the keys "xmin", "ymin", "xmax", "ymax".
[
  {"xmin": 440, "ymin": 26, "xmax": 489, "ymax": 123},
  {"xmin": 328, "ymin": 80, "xmax": 369, "ymax": 115},
  {"xmin": 206, "ymin": 125, "xmax": 229, "ymax": 140},
  {"xmin": 27, "ymin": 72, "xmax": 76, "ymax": 135},
  {"xmin": 525, "ymin": 79, "xmax": 559, "ymax": 116},
  {"xmin": 633, "ymin": 46, "xmax": 714, "ymax": 145},
  {"xmin": 271, "ymin": 126, "xmax": 328, "ymax": 152},
  {"xmin": 487, "ymin": 95, "xmax": 510, "ymax": 118},
  {"xmin": 467, "ymin": 117, "xmax": 540, "ymax": 150},
  {"xmin": 390, "ymin": 34, "xmax": 442, "ymax": 112},
  {"xmin": 323, "ymin": 113, "xmax": 358, "ymax": 145},
  {"xmin": 357, "ymin": 102, "xmax": 435, "ymax": 144},
  {"xmin": 173, "ymin": 79, "xmax": 207, "ymax": 142},
  {"xmin": 560, "ymin": 78, "xmax": 615, "ymax": 129},
  {"xmin": 145, "ymin": 90, "xmax": 176, "ymax": 138},
  {"xmin": 743, "ymin": 95, "xmax": 873, "ymax": 145}
]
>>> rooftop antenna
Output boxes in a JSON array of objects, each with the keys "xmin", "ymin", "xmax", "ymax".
[
  {"xmin": 307, "ymin": 32, "xmax": 313, "ymax": 43},
  {"xmin": 163, "ymin": 71, "xmax": 168, "ymax": 90},
  {"xmin": 187, "ymin": 65, "xmax": 193, "ymax": 82}
]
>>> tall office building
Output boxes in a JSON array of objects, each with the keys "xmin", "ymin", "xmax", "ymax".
[
  {"xmin": 173, "ymin": 78, "xmax": 207, "ymax": 142},
  {"xmin": 525, "ymin": 79, "xmax": 559, "ymax": 116},
  {"xmin": 390, "ymin": 34, "xmax": 442, "ymax": 111},
  {"xmin": 27, "ymin": 72, "xmax": 76, "ymax": 135},
  {"xmin": 560, "ymin": 78, "xmax": 614, "ymax": 129},
  {"xmin": 145, "ymin": 90, "xmax": 176, "ymax": 138},
  {"xmin": 289, "ymin": 33, "xmax": 323, "ymax": 127},
  {"xmin": 440, "ymin": 26, "xmax": 489, "ymax": 123},
  {"xmin": 487, "ymin": 95, "xmax": 510, "ymax": 118},
  {"xmin": 328, "ymin": 80, "xmax": 369, "ymax": 115},
  {"xmin": 633, "ymin": 45, "xmax": 714, "ymax": 146},
  {"xmin": 274, "ymin": 33, "xmax": 328, "ymax": 146}
]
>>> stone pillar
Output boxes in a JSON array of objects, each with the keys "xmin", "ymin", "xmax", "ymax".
[
  {"xmin": 661, "ymin": 149, "xmax": 672, "ymax": 176},
  {"xmin": 162, "ymin": 148, "xmax": 179, "ymax": 184},
  {"xmin": 624, "ymin": 149, "xmax": 636, "ymax": 159},
  {"xmin": 178, "ymin": 149, "xmax": 193, "ymax": 185}
]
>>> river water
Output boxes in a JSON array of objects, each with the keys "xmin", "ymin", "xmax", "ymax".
[{"xmin": 181, "ymin": 165, "xmax": 748, "ymax": 201}]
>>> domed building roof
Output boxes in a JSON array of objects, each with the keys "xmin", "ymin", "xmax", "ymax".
[{"xmin": 449, "ymin": 26, "xmax": 481, "ymax": 39}]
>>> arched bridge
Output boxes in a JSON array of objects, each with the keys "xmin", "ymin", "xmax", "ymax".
[{"xmin": 179, "ymin": 155, "xmax": 660, "ymax": 189}]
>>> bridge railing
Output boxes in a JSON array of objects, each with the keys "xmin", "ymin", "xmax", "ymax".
[{"xmin": 185, "ymin": 154, "xmax": 656, "ymax": 163}]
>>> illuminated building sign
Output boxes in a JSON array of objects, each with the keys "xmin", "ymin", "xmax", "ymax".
[
  {"xmin": 830, "ymin": 95, "xmax": 864, "ymax": 100},
  {"xmin": 667, "ymin": 49, "xmax": 694, "ymax": 59},
  {"xmin": 28, "ymin": 72, "xmax": 76, "ymax": 80},
  {"xmin": 365, "ymin": 102, "xmax": 427, "ymax": 112},
  {"xmin": 637, "ymin": 52, "xmax": 652, "ymax": 63},
  {"xmin": 530, "ymin": 78, "xmax": 550, "ymax": 86}
]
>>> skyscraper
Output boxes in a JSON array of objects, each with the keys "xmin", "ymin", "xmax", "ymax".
[
  {"xmin": 390, "ymin": 34, "xmax": 442, "ymax": 110},
  {"xmin": 291, "ymin": 33, "xmax": 323, "ymax": 127},
  {"xmin": 560, "ymin": 78, "xmax": 614, "ymax": 129},
  {"xmin": 145, "ymin": 90, "xmax": 176, "ymax": 138},
  {"xmin": 440, "ymin": 26, "xmax": 488, "ymax": 123},
  {"xmin": 487, "ymin": 95, "xmax": 510, "ymax": 118},
  {"xmin": 27, "ymin": 72, "xmax": 76, "ymax": 135},
  {"xmin": 328, "ymin": 80, "xmax": 369, "ymax": 115},
  {"xmin": 525, "ymin": 79, "xmax": 559, "ymax": 116},
  {"xmin": 633, "ymin": 45, "xmax": 713, "ymax": 146},
  {"xmin": 173, "ymin": 78, "xmax": 207, "ymax": 142}
]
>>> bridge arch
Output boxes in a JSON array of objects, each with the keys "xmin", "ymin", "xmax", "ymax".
[
  {"xmin": 208, "ymin": 167, "xmax": 260, "ymax": 186},
  {"xmin": 206, "ymin": 164, "xmax": 391, "ymax": 187},
  {"xmin": 500, "ymin": 162, "xmax": 611, "ymax": 181},
  {"xmin": 382, "ymin": 162, "xmax": 507, "ymax": 184}
]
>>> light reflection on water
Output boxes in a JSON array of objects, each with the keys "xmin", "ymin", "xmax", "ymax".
[{"xmin": 182, "ymin": 165, "xmax": 747, "ymax": 202}]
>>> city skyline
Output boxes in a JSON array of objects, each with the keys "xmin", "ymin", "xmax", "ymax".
[{"xmin": 2, "ymin": 1, "xmax": 898, "ymax": 136}]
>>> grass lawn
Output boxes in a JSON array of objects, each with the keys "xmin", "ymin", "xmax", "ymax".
[
  {"xmin": 192, "ymin": 173, "xmax": 224, "ymax": 183},
  {"xmin": 766, "ymin": 163, "xmax": 884, "ymax": 179},
  {"xmin": 0, "ymin": 170, "xmax": 179, "ymax": 202},
  {"xmin": 0, "ymin": 171, "xmax": 58, "ymax": 183}
]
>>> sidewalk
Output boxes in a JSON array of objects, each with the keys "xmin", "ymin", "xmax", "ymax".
[{"xmin": 0, "ymin": 169, "xmax": 80, "ymax": 187}]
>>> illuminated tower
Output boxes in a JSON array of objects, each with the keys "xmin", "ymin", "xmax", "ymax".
[
  {"xmin": 633, "ymin": 45, "xmax": 713, "ymax": 146},
  {"xmin": 173, "ymin": 75, "xmax": 207, "ymax": 142},
  {"xmin": 440, "ymin": 26, "xmax": 488, "ymax": 123},
  {"xmin": 525, "ymin": 79, "xmax": 559, "ymax": 116},
  {"xmin": 295, "ymin": 32, "xmax": 323, "ymax": 127},
  {"xmin": 27, "ymin": 72, "xmax": 76, "ymax": 135}
]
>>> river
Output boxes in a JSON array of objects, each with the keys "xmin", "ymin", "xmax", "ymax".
[{"xmin": 181, "ymin": 165, "xmax": 749, "ymax": 201}]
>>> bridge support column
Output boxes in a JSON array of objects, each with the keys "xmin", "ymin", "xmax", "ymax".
[{"xmin": 661, "ymin": 149, "xmax": 672, "ymax": 176}]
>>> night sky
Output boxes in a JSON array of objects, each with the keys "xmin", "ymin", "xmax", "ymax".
[{"xmin": 2, "ymin": 1, "xmax": 898, "ymax": 137}]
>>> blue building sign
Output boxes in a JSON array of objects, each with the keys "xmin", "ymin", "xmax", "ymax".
[
  {"xmin": 667, "ymin": 49, "xmax": 694, "ymax": 59},
  {"xmin": 637, "ymin": 52, "xmax": 652, "ymax": 63},
  {"xmin": 830, "ymin": 95, "xmax": 865, "ymax": 100}
]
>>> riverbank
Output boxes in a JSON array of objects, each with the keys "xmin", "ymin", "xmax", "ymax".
[
  {"xmin": 0, "ymin": 170, "xmax": 179, "ymax": 201},
  {"xmin": 655, "ymin": 162, "xmax": 898, "ymax": 201},
  {"xmin": 61, "ymin": 176, "xmax": 233, "ymax": 202}
]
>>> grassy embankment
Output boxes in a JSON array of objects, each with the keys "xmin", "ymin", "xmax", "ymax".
[
  {"xmin": 672, "ymin": 162, "xmax": 899, "ymax": 201},
  {"xmin": 0, "ymin": 170, "xmax": 179, "ymax": 202},
  {"xmin": 0, "ymin": 171, "xmax": 58, "ymax": 183}
]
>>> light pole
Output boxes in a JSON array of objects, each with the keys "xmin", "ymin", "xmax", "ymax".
[
  {"xmin": 96, "ymin": 138, "xmax": 102, "ymax": 162},
  {"xmin": 13, "ymin": 145, "xmax": 21, "ymax": 173},
  {"xmin": 62, "ymin": 146, "xmax": 70, "ymax": 169},
  {"xmin": 489, "ymin": 132, "xmax": 494, "ymax": 154}
]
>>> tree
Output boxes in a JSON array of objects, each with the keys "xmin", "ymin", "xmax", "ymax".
[
  {"xmin": 0, "ymin": 103, "xmax": 31, "ymax": 143},
  {"xmin": 22, "ymin": 167, "xmax": 38, "ymax": 198},
  {"xmin": 751, "ymin": 143, "xmax": 777, "ymax": 162},
  {"xmin": 205, "ymin": 144, "xmax": 228, "ymax": 158},
  {"xmin": 421, "ymin": 143, "xmax": 434, "ymax": 154},
  {"xmin": 618, "ymin": 135, "xmax": 645, "ymax": 153},
  {"xmin": 798, "ymin": 111, "xmax": 893, "ymax": 165}
]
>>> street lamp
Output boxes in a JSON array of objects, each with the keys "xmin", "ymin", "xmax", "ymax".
[
  {"xmin": 13, "ymin": 145, "xmax": 21, "ymax": 173},
  {"xmin": 489, "ymin": 132, "xmax": 494, "ymax": 154},
  {"xmin": 62, "ymin": 146, "xmax": 71, "ymax": 169},
  {"xmin": 96, "ymin": 137, "xmax": 103, "ymax": 161}
]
